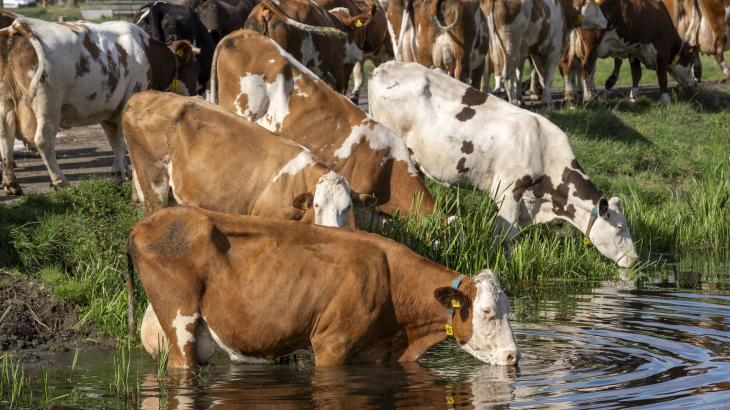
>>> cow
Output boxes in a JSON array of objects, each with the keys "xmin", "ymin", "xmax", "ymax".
[
  {"xmin": 168, "ymin": 0, "xmax": 261, "ymax": 41},
  {"xmin": 123, "ymin": 90, "xmax": 375, "ymax": 226},
  {"xmin": 369, "ymin": 63, "xmax": 638, "ymax": 268},
  {"xmin": 0, "ymin": 18, "xmax": 199, "ymax": 196},
  {"xmin": 482, "ymin": 0, "xmax": 607, "ymax": 108},
  {"xmin": 209, "ymin": 30, "xmax": 435, "ymax": 222},
  {"xmin": 388, "ymin": 0, "xmax": 423, "ymax": 62},
  {"xmin": 559, "ymin": 0, "xmax": 696, "ymax": 104},
  {"xmin": 126, "ymin": 205, "xmax": 521, "ymax": 368},
  {"xmin": 134, "ymin": 1, "xmax": 216, "ymax": 94},
  {"xmin": 416, "ymin": 0, "xmax": 489, "ymax": 88},
  {"xmin": 243, "ymin": 0, "xmax": 371, "ymax": 94},
  {"xmin": 349, "ymin": 0, "xmax": 393, "ymax": 104}
]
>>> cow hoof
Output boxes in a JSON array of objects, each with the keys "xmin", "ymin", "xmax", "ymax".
[
  {"xmin": 564, "ymin": 94, "xmax": 576, "ymax": 104},
  {"xmin": 51, "ymin": 181, "xmax": 69, "ymax": 191},
  {"xmin": 529, "ymin": 93, "xmax": 540, "ymax": 101},
  {"xmin": 4, "ymin": 184, "xmax": 23, "ymax": 196},
  {"xmin": 605, "ymin": 75, "xmax": 618, "ymax": 90},
  {"xmin": 583, "ymin": 95, "xmax": 593, "ymax": 103},
  {"xmin": 109, "ymin": 171, "xmax": 124, "ymax": 185}
]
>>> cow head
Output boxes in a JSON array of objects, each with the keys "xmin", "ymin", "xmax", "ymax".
[
  {"xmin": 291, "ymin": 171, "xmax": 376, "ymax": 228},
  {"xmin": 577, "ymin": 0, "xmax": 607, "ymax": 30},
  {"xmin": 589, "ymin": 197, "xmax": 638, "ymax": 268},
  {"xmin": 168, "ymin": 40, "xmax": 201, "ymax": 96},
  {"xmin": 668, "ymin": 44, "xmax": 697, "ymax": 88},
  {"xmin": 435, "ymin": 269, "xmax": 520, "ymax": 366},
  {"xmin": 353, "ymin": 5, "xmax": 378, "ymax": 52},
  {"xmin": 329, "ymin": 8, "xmax": 372, "ymax": 64}
]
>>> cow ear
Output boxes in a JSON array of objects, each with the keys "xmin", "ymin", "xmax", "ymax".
[
  {"xmin": 351, "ymin": 191, "xmax": 377, "ymax": 209},
  {"xmin": 369, "ymin": 5, "xmax": 377, "ymax": 15},
  {"xmin": 348, "ymin": 13, "xmax": 371, "ymax": 28},
  {"xmin": 292, "ymin": 192, "xmax": 314, "ymax": 210},
  {"xmin": 169, "ymin": 40, "xmax": 195, "ymax": 63},
  {"xmin": 598, "ymin": 197, "xmax": 609, "ymax": 218},
  {"xmin": 434, "ymin": 287, "xmax": 469, "ymax": 309}
]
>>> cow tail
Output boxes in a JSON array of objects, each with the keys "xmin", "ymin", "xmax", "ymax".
[
  {"xmin": 485, "ymin": 0, "xmax": 506, "ymax": 79},
  {"xmin": 11, "ymin": 20, "xmax": 45, "ymax": 106},
  {"xmin": 261, "ymin": 0, "xmax": 347, "ymax": 39},
  {"xmin": 395, "ymin": 0, "xmax": 410, "ymax": 62},
  {"xmin": 431, "ymin": 0, "xmax": 461, "ymax": 31},
  {"xmin": 126, "ymin": 246, "xmax": 138, "ymax": 338},
  {"xmin": 208, "ymin": 38, "xmax": 222, "ymax": 104}
]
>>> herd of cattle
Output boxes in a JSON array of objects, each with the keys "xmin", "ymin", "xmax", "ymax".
[{"xmin": 2, "ymin": 0, "xmax": 716, "ymax": 367}]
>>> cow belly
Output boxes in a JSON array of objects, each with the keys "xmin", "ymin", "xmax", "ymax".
[
  {"xmin": 598, "ymin": 29, "xmax": 656, "ymax": 69},
  {"xmin": 432, "ymin": 33, "xmax": 455, "ymax": 73},
  {"xmin": 59, "ymin": 104, "xmax": 118, "ymax": 128}
]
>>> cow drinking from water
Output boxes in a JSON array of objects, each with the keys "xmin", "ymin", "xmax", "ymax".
[
  {"xmin": 369, "ymin": 62, "xmax": 637, "ymax": 267},
  {"xmin": 127, "ymin": 205, "xmax": 521, "ymax": 368}
]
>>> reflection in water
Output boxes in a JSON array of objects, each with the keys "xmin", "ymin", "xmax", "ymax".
[{"xmin": 22, "ymin": 255, "xmax": 730, "ymax": 409}]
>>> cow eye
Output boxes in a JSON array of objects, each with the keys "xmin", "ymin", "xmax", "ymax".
[{"xmin": 482, "ymin": 308, "xmax": 492, "ymax": 317}]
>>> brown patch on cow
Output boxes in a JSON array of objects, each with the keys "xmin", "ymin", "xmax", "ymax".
[
  {"xmin": 115, "ymin": 43, "xmax": 130, "ymax": 77},
  {"xmin": 460, "ymin": 141, "xmax": 474, "ymax": 154},
  {"xmin": 147, "ymin": 220, "xmax": 190, "ymax": 256},
  {"xmin": 100, "ymin": 52, "xmax": 120, "ymax": 102},
  {"xmin": 461, "ymin": 87, "xmax": 488, "ymax": 107},
  {"xmin": 555, "ymin": 203, "xmax": 576, "ymax": 219},
  {"xmin": 456, "ymin": 157, "xmax": 469, "ymax": 173},
  {"xmin": 82, "ymin": 32, "xmax": 101, "ymax": 61},
  {"xmin": 133, "ymin": 82, "xmax": 144, "ymax": 93},
  {"xmin": 221, "ymin": 37, "xmax": 237, "ymax": 51},
  {"xmin": 570, "ymin": 159, "xmax": 584, "ymax": 173},
  {"xmin": 511, "ymin": 167, "xmax": 602, "ymax": 219},
  {"xmin": 456, "ymin": 107, "xmax": 476, "ymax": 121},
  {"xmin": 86, "ymin": 92, "xmax": 96, "ymax": 101},
  {"xmin": 75, "ymin": 55, "xmax": 90, "ymax": 78},
  {"xmin": 58, "ymin": 22, "xmax": 86, "ymax": 33},
  {"xmin": 563, "ymin": 167, "xmax": 602, "ymax": 204}
]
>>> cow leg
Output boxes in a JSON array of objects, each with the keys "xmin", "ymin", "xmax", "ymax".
[
  {"xmin": 493, "ymin": 200, "xmax": 520, "ymax": 251},
  {"xmin": 693, "ymin": 49, "xmax": 703, "ymax": 82},
  {"xmin": 480, "ymin": 55, "xmax": 492, "ymax": 93},
  {"xmin": 350, "ymin": 60, "xmax": 366, "ymax": 105},
  {"xmin": 605, "ymin": 58, "xmax": 622, "ymax": 90},
  {"xmin": 581, "ymin": 49, "xmax": 598, "ymax": 102},
  {"xmin": 628, "ymin": 57, "xmax": 642, "ymax": 103},
  {"xmin": 501, "ymin": 47, "xmax": 523, "ymax": 105},
  {"xmin": 341, "ymin": 63, "xmax": 355, "ymax": 95},
  {"xmin": 101, "ymin": 119, "xmax": 131, "ymax": 185},
  {"xmin": 470, "ymin": 61, "xmax": 485, "ymax": 91},
  {"xmin": 559, "ymin": 46, "xmax": 576, "ymax": 103},
  {"xmin": 656, "ymin": 58, "xmax": 670, "ymax": 105},
  {"xmin": 715, "ymin": 52, "xmax": 730, "ymax": 82},
  {"xmin": 0, "ymin": 106, "xmax": 21, "ymax": 195},
  {"xmin": 33, "ymin": 112, "xmax": 69, "ymax": 190},
  {"xmin": 530, "ymin": 54, "xmax": 557, "ymax": 110},
  {"xmin": 528, "ymin": 63, "xmax": 540, "ymax": 101}
]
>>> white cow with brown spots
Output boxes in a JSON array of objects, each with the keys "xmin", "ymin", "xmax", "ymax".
[
  {"xmin": 210, "ymin": 30, "xmax": 435, "ymax": 222},
  {"xmin": 369, "ymin": 63, "xmax": 637, "ymax": 267},
  {"xmin": 483, "ymin": 0, "xmax": 606, "ymax": 108},
  {"xmin": 0, "ymin": 18, "xmax": 199, "ymax": 195}
]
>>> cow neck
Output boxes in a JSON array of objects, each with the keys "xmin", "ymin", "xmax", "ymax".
[
  {"xmin": 561, "ymin": 0, "xmax": 582, "ymax": 28},
  {"xmin": 388, "ymin": 255, "xmax": 476, "ymax": 359},
  {"xmin": 571, "ymin": 196, "xmax": 604, "ymax": 244}
]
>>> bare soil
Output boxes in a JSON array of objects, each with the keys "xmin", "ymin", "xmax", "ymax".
[{"xmin": 0, "ymin": 271, "xmax": 113, "ymax": 362}]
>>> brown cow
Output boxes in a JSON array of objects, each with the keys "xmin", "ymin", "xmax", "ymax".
[
  {"xmin": 388, "ymin": 0, "xmax": 423, "ymax": 62},
  {"xmin": 350, "ymin": 0, "xmax": 393, "ymax": 104},
  {"xmin": 123, "ymin": 90, "xmax": 375, "ymax": 226},
  {"xmin": 209, "ymin": 30, "xmax": 435, "ymax": 222},
  {"xmin": 243, "ymin": 0, "xmax": 371, "ymax": 94},
  {"xmin": 126, "ymin": 205, "xmax": 521, "ymax": 368},
  {"xmin": 417, "ymin": 0, "xmax": 488, "ymax": 88},
  {"xmin": 559, "ymin": 0, "xmax": 696, "ymax": 104},
  {"xmin": 0, "ymin": 18, "xmax": 199, "ymax": 195}
]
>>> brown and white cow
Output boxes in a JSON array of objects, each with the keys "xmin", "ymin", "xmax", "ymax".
[
  {"xmin": 210, "ymin": 30, "xmax": 435, "ymax": 221},
  {"xmin": 0, "ymin": 18, "xmax": 199, "ymax": 195},
  {"xmin": 123, "ymin": 90, "xmax": 375, "ymax": 226},
  {"xmin": 559, "ymin": 0, "xmax": 696, "ymax": 104},
  {"xmin": 350, "ymin": 0, "xmax": 393, "ymax": 104},
  {"xmin": 416, "ymin": 0, "xmax": 489, "ymax": 88},
  {"xmin": 126, "ymin": 205, "xmax": 521, "ymax": 367},
  {"xmin": 482, "ymin": 0, "xmax": 607, "ymax": 108},
  {"xmin": 243, "ymin": 0, "xmax": 370, "ymax": 93},
  {"xmin": 388, "ymin": 0, "xmax": 423, "ymax": 62},
  {"xmin": 369, "ymin": 62, "xmax": 638, "ymax": 267}
]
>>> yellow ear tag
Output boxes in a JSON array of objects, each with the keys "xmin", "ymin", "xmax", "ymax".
[
  {"xmin": 689, "ymin": 47, "xmax": 694, "ymax": 53},
  {"xmin": 355, "ymin": 19, "xmax": 363, "ymax": 27},
  {"xmin": 577, "ymin": 14, "xmax": 583, "ymax": 24},
  {"xmin": 301, "ymin": 203, "xmax": 308, "ymax": 210},
  {"xmin": 263, "ymin": 9, "xmax": 269, "ymax": 16},
  {"xmin": 445, "ymin": 325, "xmax": 453, "ymax": 336},
  {"xmin": 171, "ymin": 79, "xmax": 179, "ymax": 94},
  {"xmin": 595, "ymin": 0, "xmax": 599, "ymax": 3},
  {"xmin": 446, "ymin": 397, "xmax": 455, "ymax": 404},
  {"xmin": 451, "ymin": 299, "xmax": 461, "ymax": 308},
  {"xmin": 583, "ymin": 237, "xmax": 591, "ymax": 246},
  {"xmin": 176, "ymin": 48, "xmax": 184, "ymax": 57},
  {"xmin": 669, "ymin": 54, "xmax": 680, "ymax": 70}
]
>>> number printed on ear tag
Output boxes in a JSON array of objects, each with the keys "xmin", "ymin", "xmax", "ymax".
[
  {"xmin": 171, "ymin": 79, "xmax": 179, "ymax": 94},
  {"xmin": 445, "ymin": 325, "xmax": 453, "ymax": 336},
  {"xmin": 451, "ymin": 299, "xmax": 461, "ymax": 308}
]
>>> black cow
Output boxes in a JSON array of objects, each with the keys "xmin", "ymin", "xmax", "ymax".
[
  {"xmin": 134, "ymin": 1, "xmax": 215, "ymax": 94},
  {"xmin": 170, "ymin": 0, "xmax": 261, "ymax": 40}
]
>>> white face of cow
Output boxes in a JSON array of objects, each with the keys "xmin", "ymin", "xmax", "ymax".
[
  {"xmin": 344, "ymin": 38, "xmax": 363, "ymax": 64},
  {"xmin": 460, "ymin": 270, "xmax": 521, "ymax": 366},
  {"xmin": 669, "ymin": 61, "xmax": 696, "ymax": 88},
  {"xmin": 580, "ymin": 1, "xmax": 607, "ymax": 30},
  {"xmin": 589, "ymin": 197, "xmax": 638, "ymax": 268},
  {"xmin": 313, "ymin": 171, "xmax": 356, "ymax": 228}
]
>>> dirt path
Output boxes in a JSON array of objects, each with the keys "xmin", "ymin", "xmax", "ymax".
[{"xmin": 2, "ymin": 80, "xmax": 728, "ymax": 203}]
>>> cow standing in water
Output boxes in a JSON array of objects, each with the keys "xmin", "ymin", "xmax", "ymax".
[
  {"xmin": 369, "ymin": 63, "xmax": 638, "ymax": 268},
  {"xmin": 0, "ymin": 18, "xmax": 199, "ymax": 195},
  {"xmin": 127, "ymin": 205, "xmax": 521, "ymax": 368}
]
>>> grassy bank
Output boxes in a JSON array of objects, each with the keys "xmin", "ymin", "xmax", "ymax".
[{"xmin": 0, "ymin": 85, "xmax": 728, "ymax": 345}]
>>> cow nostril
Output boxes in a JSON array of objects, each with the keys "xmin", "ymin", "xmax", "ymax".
[{"xmin": 506, "ymin": 350, "xmax": 520, "ymax": 365}]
